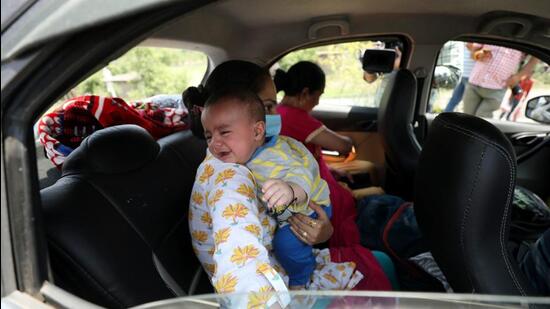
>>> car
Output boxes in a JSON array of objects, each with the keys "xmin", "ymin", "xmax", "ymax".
[{"xmin": 2, "ymin": 1, "xmax": 549, "ymax": 308}]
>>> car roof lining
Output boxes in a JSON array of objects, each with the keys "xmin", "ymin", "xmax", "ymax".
[
  {"xmin": 146, "ymin": 0, "xmax": 548, "ymax": 60},
  {"xmin": 4, "ymin": 0, "xmax": 549, "ymax": 63}
]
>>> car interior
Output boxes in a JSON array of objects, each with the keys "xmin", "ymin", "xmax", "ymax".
[{"xmin": 2, "ymin": 1, "xmax": 549, "ymax": 308}]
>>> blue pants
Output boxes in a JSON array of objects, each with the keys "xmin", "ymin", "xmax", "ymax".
[
  {"xmin": 273, "ymin": 205, "xmax": 332, "ymax": 286},
  {"xmin": 519, "ymin": 230, "xmax": 549, "ymax": 295},
  {"xmin": 444, "ymin": 77, "xmax": 468, "ymax": 112}
]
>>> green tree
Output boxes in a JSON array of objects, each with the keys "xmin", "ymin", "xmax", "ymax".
[{"xmin": 72, "ymin": 47, "xmax": 207, "ymax": 101}]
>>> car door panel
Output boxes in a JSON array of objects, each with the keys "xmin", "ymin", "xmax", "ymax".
[{"xmin": 311, "ymin": 106, "xmax": 385, "ymax": 168}]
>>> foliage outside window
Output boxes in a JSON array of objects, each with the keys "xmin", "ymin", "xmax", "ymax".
[
  {"xmin": 35, "ymin": 46, "xmax": 208, "ymax": 136},
  {"xmin": 65, "ymin": 47, "xmax": 207, "ymax": 103}
]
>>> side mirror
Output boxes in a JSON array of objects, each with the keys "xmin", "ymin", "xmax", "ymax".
[
  {"xmin": 525, "ymin": 96, "xmax": 550, "ymax": 124},
  {"xmin": 432, "ymin": 65, "xmax": 461, "ymax": 89},
  {"xmin": 362, "ymin": 49, "xmax": 396, "ymax": 73}
]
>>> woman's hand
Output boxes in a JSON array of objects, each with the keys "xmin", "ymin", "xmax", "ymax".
[{"xmin": 288, "ymin": 202, "xmax": 333, "ymax": 245}]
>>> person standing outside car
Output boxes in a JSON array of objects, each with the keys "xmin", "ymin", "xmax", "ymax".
[
  {"xmin": 443, "ymin": 42, "xmax": 476, "ymax": 112},
  {"xmin": 462, "ymin": 43, "xmax": 539, "ymax": 118}
]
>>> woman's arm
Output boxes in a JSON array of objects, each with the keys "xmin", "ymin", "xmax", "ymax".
[
  {"xmin": 288, "ymin": 201, "xmax": 333, "ymax": 245},
  {"xmin": 363, "ymin": 71, "xmax": 379, "ymax": 84},
  {"xmin": 308, "ymin": 127, "xmax": 353, "ymax": 155}
]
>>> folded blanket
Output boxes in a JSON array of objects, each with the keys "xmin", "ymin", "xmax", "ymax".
[{"xmin": 38, "ymin": 95, "xmax": 188, "ymax": 168}]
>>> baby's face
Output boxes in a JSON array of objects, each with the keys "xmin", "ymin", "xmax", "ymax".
[{"xmin": 201, "ymin": 100, "xmax": 262, "ymax": 164}]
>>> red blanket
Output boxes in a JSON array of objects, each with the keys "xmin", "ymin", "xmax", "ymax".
[{"xmin": 38, "ymin": 95, "xmax": 188, "ymax": 168}]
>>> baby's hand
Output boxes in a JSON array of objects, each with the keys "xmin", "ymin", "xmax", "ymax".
[{"xmin": 261, "ymin": 179, "xmax": 294, "ymax": 209}]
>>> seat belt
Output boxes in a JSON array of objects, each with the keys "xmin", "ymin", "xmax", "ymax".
[
  {"xmin": 413, "ymin": 75, "xmax": 428, "ymax": 146},
  {"xmin": 152, "ymin": 253, "xmax": 187, "ymax": 297}
]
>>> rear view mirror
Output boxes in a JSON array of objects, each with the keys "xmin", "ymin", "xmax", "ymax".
[
  {"xmin": 525, "ymin": 96, "xmax": 550, "ymax": 125},
  {"xmin": 362, "ymin": 49, "xmax": 396, "ymax": 73}
]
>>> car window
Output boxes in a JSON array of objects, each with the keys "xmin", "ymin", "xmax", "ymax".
[
  {"xmin": 33, "ymin": 46, "xmax": 207, "ymax": 186},
  {"xmin": 34, "ymin": 46, "xmax": 207, "ymax": 130},
  {"xmin": 272, "ymin": 40, "xmax": 402, "ymax": 108},
  {"xmin": 428, "ymin": 40, "xmax": 550, "ymax": 125},
  {"xmin": 71, "ymin": 46, "xmax": 207, "ymax": 101}
]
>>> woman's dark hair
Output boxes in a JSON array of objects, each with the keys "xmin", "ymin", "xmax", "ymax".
[
  {"xmin": 273, "ymin": 61, "xmax": 325, "ymax": 96},
  {"xmin": 183, "ymin": 60, "xmax": 271, "ymax": 137}
]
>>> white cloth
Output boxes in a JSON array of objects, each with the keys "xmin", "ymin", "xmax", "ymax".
[{"xmin": 189, "ymin": 152, "xmax": 363, "ymax": 308}]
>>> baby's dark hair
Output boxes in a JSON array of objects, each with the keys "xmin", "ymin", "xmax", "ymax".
[
  {"xmin": 205, "ymin": 87, "xmax": 266, "ymax": 124},
  {"xmin": 274, "ymin": 61, "xmax": 325, "ymax": 96},
  {"xmin": 183, "ymin": 60, "xmax": 271, "ymax": 137}
]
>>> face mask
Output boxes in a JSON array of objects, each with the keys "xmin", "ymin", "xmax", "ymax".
[{"xmin": 265, "ymin": 114, "xmax": 281, "ymax": 137}]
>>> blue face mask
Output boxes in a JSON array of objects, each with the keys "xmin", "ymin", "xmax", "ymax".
[{"xmin": 265, "ymin": 114, "xmax": 281, "ymax": 137}]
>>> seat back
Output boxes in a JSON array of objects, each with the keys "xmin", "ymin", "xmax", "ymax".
[
  {"xmin": 377, "ymin": 69, "xmax": 420, "ymax": 200},
  {"xmin": 414, "ymin": 113, "xmax": 535, "ymax": 295},
  {"xmin": 41, "ymin": 125, "xmax": 209, "ymax": 308}
]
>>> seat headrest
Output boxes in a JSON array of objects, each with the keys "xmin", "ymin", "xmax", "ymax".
[
  {"xmin": 63, "ymin": 125, "xmax": 160, "ymax": 175},
  {"xmin": 427, "ymin": 112, "xmax": 515, "ymax": 158}
]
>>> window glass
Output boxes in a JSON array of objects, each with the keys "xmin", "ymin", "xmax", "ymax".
[
  {"xmin": 70, "ymin": 46, "xmax": 207, "ymax": 101},
  {"xmin": 34, "ymin": 46, "xmax": 208, "ymax": 185},
  {"xmin": 40, "ymin": 46, "xmax": 207, "ymax": 116},
  {"xmin": 35, "ymin": 46, "xmax": 207, "ymax": 134},
  {"xmin": 272, "ymin": 40, "xmax": 401, "ymax": 108},
  {"xmin": 429, "ymin": 41, "xmax": 549, "ymax": 124}
]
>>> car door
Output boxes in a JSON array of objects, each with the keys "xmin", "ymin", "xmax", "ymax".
[
  {"xmin": 271, "ymin": 39, "xmax": 408, "ymax": 186},
  {"xmin": 1, "ymin": 0, "xmax": 208, "ymax": 303},
  {"xmin": 427, "ymin": 40, "xmax": 550, "ymax": 201}
]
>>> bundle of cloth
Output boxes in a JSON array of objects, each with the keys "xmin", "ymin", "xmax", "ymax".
[{"xmin": 37, "ymin": 95, "xmax": 188, "ymax": 168}]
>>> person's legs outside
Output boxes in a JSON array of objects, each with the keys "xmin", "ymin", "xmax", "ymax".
[
  {"xmin": 506, "ymin": 97, "xmax": 521, "ymax": 120},
  {"xmin": 462, "ymin": 83, "xmax": 482, "ymax": 115},
  {"xmin": 475, "ymin": 88, "xmax": 507, "ymax": 118},
  {"xmin": 511, "ymin": 99, "xmax": 525, "ymax": 122},
  {"xmin": 428, "ymin": 88, "xmax": 438, "ymax": 112},
  {"xmin": 444, "ymin": 77, "xmax": 467, "ymax": 112}
]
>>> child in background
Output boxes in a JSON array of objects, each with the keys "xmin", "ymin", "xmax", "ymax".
[
  {"xmin": 508, "ymin": 77, "xmax": 534, "ymax": 121},
  {"xmin": 200, "ymin": 87, "xmax": 332, "ymax": 289}
]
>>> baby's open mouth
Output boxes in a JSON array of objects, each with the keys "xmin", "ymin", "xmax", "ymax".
[{"xmin": 218, "ymin": 151, "xmax": 231, "ymax": 158}]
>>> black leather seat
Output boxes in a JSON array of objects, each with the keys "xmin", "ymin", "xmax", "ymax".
[
  {"xmin": 377, "ymin": 69, "xmax": 421, "ymax": 200},
  {"xmin": 414, "ymin": 113, "xmax": 535, "ymax": 295},
  {"xmin": 41, "ymin": 125, "xmax": 210, "ymax": 308}
]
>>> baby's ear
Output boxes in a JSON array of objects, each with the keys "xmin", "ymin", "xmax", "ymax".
[{"xmin": 254, "ymin": 121, "xmax": 266, "ymax": 141}]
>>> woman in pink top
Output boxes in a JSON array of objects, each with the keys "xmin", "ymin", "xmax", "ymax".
[{"xmin": 274, "ymin": 61, "xmax": 360, "ymax": 247}]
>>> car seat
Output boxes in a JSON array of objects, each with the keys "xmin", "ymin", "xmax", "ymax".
[
  {"xmin": 377, "ymin": 69, "xmax": 421, "ymax": 200},
  {"xmin": 41, "ymin": 125, "xmax": 210, "ymax": 308},
  {"xmin": 414, "ymin": 113, "xmax": 536, "ymax": 295}
]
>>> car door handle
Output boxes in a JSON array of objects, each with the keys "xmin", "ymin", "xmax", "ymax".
[{"xmin": 358, "ymin": 120, "xmax": 377, "ymax": 131}]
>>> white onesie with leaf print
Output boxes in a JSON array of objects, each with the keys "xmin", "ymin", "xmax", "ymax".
[{"xmin": 189, "ymin": 151, "xmax": 363, "ymax": 308}]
